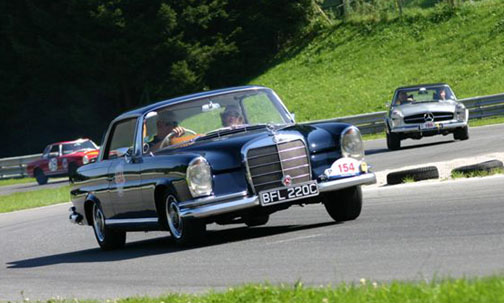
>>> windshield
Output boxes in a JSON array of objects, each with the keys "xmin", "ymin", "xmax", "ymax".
[
  {"xmin": 62, "ymin": 140, "xmax": 97, "ymax": 154},
  {"xmin": 143, "ymin": 88, "xmax": 292, "ymax": 151},
  {"xmin": 393, "ymin": 86, "xmax": 455, "ymax": 106}
]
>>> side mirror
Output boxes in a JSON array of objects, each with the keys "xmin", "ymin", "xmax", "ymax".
[
  {"xmin": 49, "ymin": 152, "xmax": 59, "ymax": 157},
  {"xmin": 290, "ymin": 112, "xmax": 296, "ymax": 122}
]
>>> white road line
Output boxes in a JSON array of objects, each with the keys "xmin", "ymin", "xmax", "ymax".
[{"xmin": 268, "ymin": 233, "xmax": 323, "ymax": 245}]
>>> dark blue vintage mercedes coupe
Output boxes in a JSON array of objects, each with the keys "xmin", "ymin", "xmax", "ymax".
[{"xmin": 69, "ymin": 86, "xmax": 376, "ymax": 249}]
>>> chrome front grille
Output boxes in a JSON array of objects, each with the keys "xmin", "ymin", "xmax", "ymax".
[
  {"xmin": 247, "ymin": 139, "xmax": 311, "ymax": 193},
  {"xmin": 404, "ymin": 112, "xmax": 454, "ymax": 124}
]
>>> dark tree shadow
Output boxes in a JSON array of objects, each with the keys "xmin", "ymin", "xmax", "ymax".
[{"xmin": 7, "ymin": 221, "xmax": 339, "ymax": 269}]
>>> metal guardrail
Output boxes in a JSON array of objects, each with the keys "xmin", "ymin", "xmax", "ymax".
[
  {"xmin": 0, "ymin": 154, "xmax": 41, "ymax": 180},
  {"xmin": 307, "ymin": 93, "xmax": 504, "ymax": 135},
  {"xmin": 1, "ymin": 93, "xmax": 503, "ymax": 180}
]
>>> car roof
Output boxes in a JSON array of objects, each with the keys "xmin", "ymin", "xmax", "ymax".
[
  {"xmin": 114, "ymin": 85, "xmax": 267, "ymax": 121},
  {"xmin": 395, "ymin": 83, "xmax": 451, "ymax": 90}
]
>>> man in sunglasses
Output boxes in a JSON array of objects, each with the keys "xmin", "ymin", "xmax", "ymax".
[{"xmin": 145, "ymin": 110, "xmax": 185, "ymax": 151}]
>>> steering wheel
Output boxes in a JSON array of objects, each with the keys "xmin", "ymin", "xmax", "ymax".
[
  {"xmin": 184, "ymin": 128, "xmax": 197, "ymax": 135},
  {"xmin": 159, "ymin": 128, "xmax": 198, "ymax": 149}
]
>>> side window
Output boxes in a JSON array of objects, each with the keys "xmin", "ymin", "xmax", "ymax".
[
  {"xmin": 42, "ymin": 145, "xmax": 51, "ymax": 158},
  {"xmin": 49, "ymin": 145, "xmax": 60, "ymax": 157},
  {"xmin": 242, "ymin": 94, "xmax": 284, "ymax": 124},
  {"xmin": 104, "ymin": 119, "xmax": 137, "ymax": 160}
]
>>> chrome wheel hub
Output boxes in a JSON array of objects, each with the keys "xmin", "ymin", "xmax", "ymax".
[
  {"xmin": 93, "ymin": 204, "xmax": 105, "ymax": 242},
  {"xmin": 166, "ymin": 196, "xmax": 183, "ymax": 239}
]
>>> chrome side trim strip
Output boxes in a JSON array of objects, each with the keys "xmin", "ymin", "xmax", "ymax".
[
  {"xmin": 105, "ymin": 218, "xmax": 159, "ymax": 225},
  {"xmin": 178, "ymin": 191, "xmax": 248, "ymax": 208}
]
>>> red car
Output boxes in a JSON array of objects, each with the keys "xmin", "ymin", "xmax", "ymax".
[{"xmin": 27, "ymin": 139, "xmax": 99, "ymax": 185}]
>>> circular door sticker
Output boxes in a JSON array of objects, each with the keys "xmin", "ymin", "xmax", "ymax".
[
  {"xmin": 62, "ymin": 158, "xmax": 68, "ymax": 170},
  {"xmin": 114, "ymin": 162, "xmax": 125, "ymax": 197},
  {"xmin": 49, "ymin": 158, "xmax": 58, "ymax": 172}
]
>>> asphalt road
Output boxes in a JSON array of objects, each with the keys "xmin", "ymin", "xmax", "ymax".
[
  {"xmin": 1, "ymin": 175, "xmax": 504, "ymax": 301},
  {"xmin": 364, "ymin": 123, "xmax": 504, "ymax": 171}
]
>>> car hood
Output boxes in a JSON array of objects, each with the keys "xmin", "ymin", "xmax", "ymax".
[
  {"xmin": 156, "ymin": 123, "xmax": 347, "ymax": 172},
  {"xmin": 394, "ymin": 101, "xmax": 457, "ymax": 117}
]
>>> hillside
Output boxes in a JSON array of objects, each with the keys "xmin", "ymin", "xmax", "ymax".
[{"xmin": 251, "ymin": 1, "xmax": 504, "ymax": 122}]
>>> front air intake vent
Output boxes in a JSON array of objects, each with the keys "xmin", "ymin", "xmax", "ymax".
[{"xmin": 247, "ymin": 139, "xmax": 310, "ymax": 193}]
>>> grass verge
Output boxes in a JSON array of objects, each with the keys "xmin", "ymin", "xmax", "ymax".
[
  {"xmin": 0, "ymin": 185, "xmax": 70, "ymax": 213},
  {"xmin": 27, "ymin": 277, "xmax": 504, "ymax": 302},
  {"xmin": 0, "ymin": 177, "xmax": 36, "ymax": 187},
  {"xmin": 252, "ymin": 1, "xmax": 504, "ymax": 122},
  {"xmin": 451, "ymin": 167, "xmax": 503, "ymax": 179}
]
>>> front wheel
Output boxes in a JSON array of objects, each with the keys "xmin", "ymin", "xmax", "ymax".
[
  {"xmin": 244, "ymin": 214, "xmax": 269, "ymax": 227},
  {"xmin": 386, "ymin": 132, "xmax": 401, "ymax": 150},
  {"xmin": 164, "ymin": 194, "xmax": 206, "ymax": 246},
  {"xmin": 92, "ymin": 203, "xmax": 126, "ymax": 250},
  {"xmin": 322, "ymin": 186, "xmax": 362, "ymax": 222},
  {"xmin": 454, "ymin": 126, "xmax": 469, "ymax": 141},
  {"xmin": 35, "ymin": 169, "xmax": 48, "ymax": 185}
]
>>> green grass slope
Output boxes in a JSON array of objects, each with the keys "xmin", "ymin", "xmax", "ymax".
[{"xmin": 251, "ymin": 1, "xmax": 504, "ymax": 122}]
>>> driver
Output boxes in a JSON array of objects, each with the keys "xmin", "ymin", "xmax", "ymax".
[
  {"xmin": 395, "ymin": 91, "xmax": 408, "ymax": 105},
  {"xmin": 145, "ymin": 110, "xmax": 185, "ymax": 151}
]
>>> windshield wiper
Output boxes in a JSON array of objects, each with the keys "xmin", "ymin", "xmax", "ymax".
[{"xmin": 197, "ymin": 124, "xmax": 269, "ymax": 140}]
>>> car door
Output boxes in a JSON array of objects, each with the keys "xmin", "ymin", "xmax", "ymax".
[
  {"xmin": 103, "ymin": 118, "xmax": 144, "ymax": 220},
  {"xmin": 45, "ymin": 144, "xmax": 62, "ymax": 176}
]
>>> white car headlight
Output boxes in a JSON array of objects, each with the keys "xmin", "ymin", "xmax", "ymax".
[
  {"xmin": 455, "ymin": 104, "xmax": 467, "ymax": 121},
  {"xmin": 390, "ymin": 110, "xmax": 403, "ymax": 127},
  {"xmin": 340, "ymin": 126, "xmax": 364, "ymax": 160},
  {"xmin": 186, "ymin": 157, "xmax": 213, "ymax": 197},
  {"xmin": 82, "ymin": 155, "xmax": 89, "ymax": 165}
]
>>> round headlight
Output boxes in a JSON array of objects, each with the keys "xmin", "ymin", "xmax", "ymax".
[
  {"xmin": 341, "ymin": 126, "xmax": 364, "ymax": 160},
  {"xmin": 186, "ymin": 157, "xmax": 213, "ymax": 198},
  {"xmin": 82, "ymin": 155, "xmax": 89, "ymax": 165}
]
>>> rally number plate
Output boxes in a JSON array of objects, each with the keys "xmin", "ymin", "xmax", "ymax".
[{"xmin": 259, "ymin": 181, "xmax": 319, "ymax": 206}]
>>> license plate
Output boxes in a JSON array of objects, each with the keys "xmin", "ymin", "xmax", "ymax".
[
  {"xmin": 259, "ymin": 181, "xmax": 319, "ymax": 206},
  {"xmin": 422, "ymin": 122, "xmax": 435, "ymax": 129}
]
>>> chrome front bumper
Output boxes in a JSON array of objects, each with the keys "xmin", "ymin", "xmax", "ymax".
[
  {"xmin": 390, "ymin": 121, "xmax": 467, "ymax": 133},
  {"xmin": 180, "ymin": 173, "xmax": 377, "ymax": 219}
]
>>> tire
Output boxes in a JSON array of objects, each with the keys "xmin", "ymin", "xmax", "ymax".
[
  {"xmin": 386, "ymin": 132, "xmax": 401, "ymax": 150},
  {"xmin": 163, "ymin": 194, "xmax": 206, "ymax": 246},
  {"xmin": 244, "ymin": 214, "xmax": 269, "ymax": 227},
  {"xmin": 453, "ymin": 126, "xmax": 469, "ymax": 141},
  {"xmin": 34, "ymin": 169, "xmax": 48, "ymax": 185},
  {"xmin": 92, "ymin": 203, "xmax": 126, "ymax": 250},
  {"xmin": 323, "ymin": 186, "xmax": 362, "ymax": 222},
  {"xmin": 452, "ymin": 160, "xmax": 503, "ymax": 175},
  {"xmin": 387, "ymin": 166, "xmax": 439, "ymax": 185}
]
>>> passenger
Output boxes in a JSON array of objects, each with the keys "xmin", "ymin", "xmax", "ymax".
[
  {"xmin": 220, "ymin": 105, "xmax": 245, "ymax": 127},
  {"xmin": 145, "ymin": 110, "xmax": 185, "ymax": 151}
]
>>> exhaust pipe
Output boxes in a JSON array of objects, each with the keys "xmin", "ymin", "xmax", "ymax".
[{"xmin": 69, "ymin": 207, "xmax": 83, "ymax": 224}]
